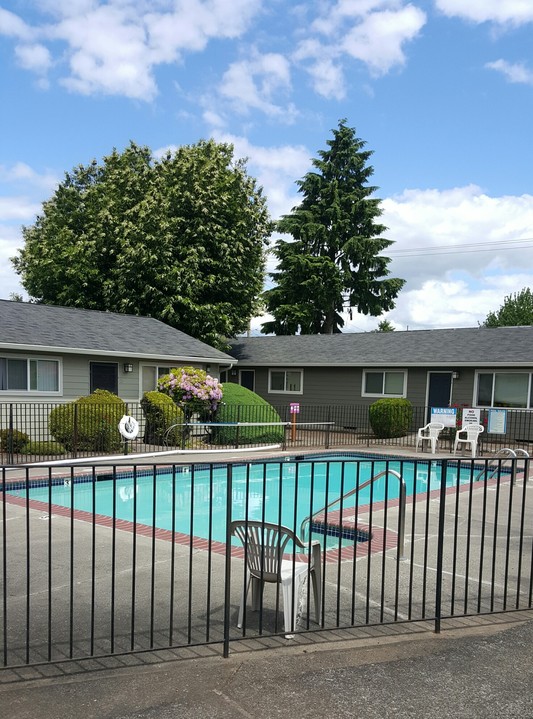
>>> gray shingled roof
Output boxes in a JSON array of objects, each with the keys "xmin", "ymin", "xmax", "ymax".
[
  {"xmin": 0, "ymin": 300, "xmax": 233, "ymax": 362},
  {"xmin": 230, "ymin": 326, "xmax": 533, "ymax": 367}
]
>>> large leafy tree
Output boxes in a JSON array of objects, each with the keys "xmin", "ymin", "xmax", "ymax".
[
  {"xmin": 262, "ymin": 120, "xmax": 404, "ymax": 335},
  {"xmin": 12, "ymin": 140, "xmax": 271, "ymax": 349},
  {"xmin": 483, "ymin": 287, "xmax": 533, "ymax": 327}
]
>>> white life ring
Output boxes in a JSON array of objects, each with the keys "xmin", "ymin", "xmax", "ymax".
[{"xmin": 118, "ymin": 415, "xmax": 139, "ymax": 440}]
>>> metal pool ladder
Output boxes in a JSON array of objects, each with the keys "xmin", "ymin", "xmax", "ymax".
[
  {"xmin": 474, "ymin": 447, "xmax": 530, "ymax": 485},
  {"xmin": 300, "ymin": 468, "xmax": 407, "ymax": 559}
]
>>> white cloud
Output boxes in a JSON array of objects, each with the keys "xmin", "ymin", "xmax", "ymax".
[
  {"xmin": 1, "ymin": 1, "xmax": 263, "ymax": 101},
  {"xmin": 54, "ymin": 4, "xmax": 159, "ymax": 100},
  {"xmin": 311, "ymin": 0, "xmax": 394, "ymax": 36},
  {"xmin": 0, "ymin": 197, "xmax": 42, "ymax": 222},
  {"xmin": 292, "ymin": 39, "xmax": 346, "ymax": 99},
  {"xmin": 0, "ymin": 223, "xmax": 30, "ymax": 299},
  {"xmin": 14, "ymin": 43, "xmax": 52, "ymax": 73},
  {"xmin": 371, "ymin": 186, "xmax": 533, "ymax": 328},
  {"xmin": 435, "ymin": 0, "xmax": 533, "ymax": 26},
  {"xmin": 341, "ymin": 6, "xmax": 427, "ymax": 75},
  {"xmin": 486, "ymin": 59, "xmax": 533, "ymax": 85},
  {"xmin": 0, "ymin": 7, "xmax": 34, "ymax": 40},
  {"xmin": 202, "ymin": 109, "xmax": 227, "ymax": 128},
  {"xmin": 219, "ymin": 51, "xmax": 297, "ymax": 119},
  {"xmin": 293, "ymin": 1, "xmax": 426, "ymax": 97},
  {"xmin": 0, "ymin": 163, "xmax": 59, "ymax": 191}
]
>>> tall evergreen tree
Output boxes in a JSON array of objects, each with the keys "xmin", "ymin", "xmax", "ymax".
[{"xmin": 262, "ymin": 120, "xmax": 405, "ymax": 335}]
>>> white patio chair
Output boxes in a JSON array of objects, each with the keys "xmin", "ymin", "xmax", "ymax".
[
  {"xmin": 416, "ymin": 422, "xmax": 445, "ymax": 454},
  {"xmin": 453, "ymin": 423, "xmax": 484, "ymax": 458},
  {"xmin": 230, "ymin": 520, "xmax": 322, "ymax": 634}
]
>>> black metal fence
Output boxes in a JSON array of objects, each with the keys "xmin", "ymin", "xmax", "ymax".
[
  {"xmin": 1, "ymin": 455, "xmax": 531, "ymax": 669},
  {"xmin": 1, "ymin": 402, "xmax": 533, "ymax": 464}
]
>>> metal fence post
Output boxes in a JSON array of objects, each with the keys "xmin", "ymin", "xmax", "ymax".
[
  {"xmin": 325, "ymin": 406, "xmax": 332, "ymax": 450},
  {"xmin": 434, "ymin": 459, "xmax": 448, "ymax": 633},
  {"xmin": 73, "ymin": 403, "xmax": 78, "ymax": 459},
  {"xmin": 235, "ymin": 405, "xmax": 241, "ymax": 449},
  {"xmin": 223, "ymin": 464, "xmax": 233, "ymax": 658},
  {"xmin": 124, "ymin": 402, "xmax": 129, "ymax": 455},
  {"xmin": 8, "ymin": 404, "xmax": 14, "ymax": 464}
]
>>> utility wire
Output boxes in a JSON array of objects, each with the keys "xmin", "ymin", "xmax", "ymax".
[{"xmin": 388, "ymin": 237, "xmax": 533, "ymax": 257}]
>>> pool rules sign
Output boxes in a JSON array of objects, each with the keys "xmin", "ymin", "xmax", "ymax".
[{"xmin": 290, "ymin": 403, "xmax": 300, "ymax": 441}]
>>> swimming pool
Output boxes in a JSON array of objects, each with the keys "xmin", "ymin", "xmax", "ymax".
[{"xmin": 5, "ymin": 455, "xmax": 478, "ymax": 546}]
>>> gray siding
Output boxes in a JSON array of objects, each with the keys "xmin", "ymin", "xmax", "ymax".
[
  {"xmin": 1, "ymin": 348, "xmax": 224, "ymax": 403},
  {"xmin": 230, "ymin": 364, "xmax": 513, "ymax": 410}
]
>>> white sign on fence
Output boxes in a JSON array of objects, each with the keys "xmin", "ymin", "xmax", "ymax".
[
  {"xmin": 430, "ymin": 407, "xmax": 457, "ymax": 427},
  {"xmin": 461, "ymin": 408, "xmax": 480, "ymax": 427},
  {"xmin": 488, "ymin": 409, "xmax": 507, "ymax": 434}
]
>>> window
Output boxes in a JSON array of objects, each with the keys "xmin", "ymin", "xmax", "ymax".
[
  {"xmin": 141, "ymin": 365, "xmax": 172, "ymax": 393},
  {"xmin": 363, "ymin": 370, "xmax": 406, "ymax": 397},
  {"xmin": 476, "ymin": 372, "xmax": 533, "ymax": 409},
  {"xmin": 268, "ymin": 369, "xmax": 303, "ymax": 394},
  {"xmin": 90, "ymin": 362, "xmax": 118, "ymax": 394},
  {"xmin": 0, "ymin": 357, "xmax": 60, "ymax": 393}
]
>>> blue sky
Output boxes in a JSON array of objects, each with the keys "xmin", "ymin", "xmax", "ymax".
[{"xmin": 1, "ymin": 0, "xmax": 533, "ymax": 333}]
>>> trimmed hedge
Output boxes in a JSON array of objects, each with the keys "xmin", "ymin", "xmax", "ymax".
[
  {"xmin": 140, "ymin": 391, "xmax": 185, "ymax": 446},
  {"xmin": 211, "ymin": 384, "xmax": 284, "ymax": 445},
  {"xmin": 22, "ymin": 441, "xmax": 66, "ymax": 456},
  {"xmin": 49, "ymin": 389, "xmax": 126, "ymax": 452},
  {"xmin": 0, "ymin": 428, "xmax": 29, "ymax": 453},
  {"xmin": 369, "ymin": 398, "xmax": 413, "ymax": 438}
]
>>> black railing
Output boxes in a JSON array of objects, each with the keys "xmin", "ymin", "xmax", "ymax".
[
  {"xmin": 1, "ymin": 455, "xmax": 531, "ymax": 668},
  {"xmin": 2, "ymin": 402, "xmax": 533, "ymax": 464}
]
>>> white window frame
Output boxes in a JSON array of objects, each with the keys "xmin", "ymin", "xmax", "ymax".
[
  {"xmin": 0, "ymin": 355, "xmax": 62, "ymax": 395},
  {"xmin": 268, "ymin": 368, "xmax": 304, "ymax": 395},
  {"xmin": 474, "ymin": 370, "xmax": 533, "ymax": 409},
  {"xmin": 362, "ymin": 369, "xmax": 407, "ymax": 398}
]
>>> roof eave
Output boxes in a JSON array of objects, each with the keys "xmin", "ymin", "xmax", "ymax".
[
  {"xmin": 0, "ymin": 343, "xmax": 234, "ymax": 363},
  {"xmin": 232, "ymin": 361, "xmax": 532, "ymax": 368}
]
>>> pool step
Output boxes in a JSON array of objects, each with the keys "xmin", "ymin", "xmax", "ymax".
[{"xmin": 311, "ymin": 511, "xmax": 372, "ymax": 543}]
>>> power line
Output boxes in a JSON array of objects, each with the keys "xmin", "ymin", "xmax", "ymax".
[{"xmin": 388, "ymin": 237, "xmax": 533, "ymax": 257}]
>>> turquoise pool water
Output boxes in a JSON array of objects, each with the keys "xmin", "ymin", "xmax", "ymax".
[{"xmin": 7, "ymin": 457, "xmax": 474, "ymax": 545}]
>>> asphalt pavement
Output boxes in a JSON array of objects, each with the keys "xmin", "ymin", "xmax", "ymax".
[{"xmin": 1, "ymin": 614, "xmax": 532, "ymax": 719}]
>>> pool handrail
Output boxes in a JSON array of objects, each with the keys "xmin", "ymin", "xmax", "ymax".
[
  {"xmin": 300, "ymin": 468, "xmax": 407, "ymax": 559},
  {"xmin": 474, "ymin": 447, "xmax": 530, "ymax": 484}
]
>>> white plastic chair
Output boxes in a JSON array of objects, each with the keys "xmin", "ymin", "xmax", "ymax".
[
  {"xmin": 453, "ymin": 423, "xmax": 484, "ymax": 458},
  {"xmin": 230, "ymin": 520, "xmax": 322, "ymax": 634},
  {"xmin": 416, "ymin": 422, "xmax": 445, "ymax": 454}
]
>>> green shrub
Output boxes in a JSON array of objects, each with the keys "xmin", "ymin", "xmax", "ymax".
[
  {"xmin": 369, "ymin": 398, "xmax": 413, "ymax": 438},
  {"xmin": 49, "ymin": 389, "xmax": 126, "ymax": 452},
  {"xmin": 211, "ymin": 384, "xmax": 284, "ymax": 445},
  {"xmin": 140, "ymin": 391, "xmax": 185, "ymax": 446},
  {"xmin": 0, "ymin": 428, "xmax": 30, "ymax": 453},
  {"xmin": 22, "ymin": 441, "xmax": 66, "ymax": 456}
]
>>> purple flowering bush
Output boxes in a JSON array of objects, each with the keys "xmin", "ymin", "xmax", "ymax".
[{"xmin": 157, "ymin": 366, "xmax": 223, "ymax": 415}]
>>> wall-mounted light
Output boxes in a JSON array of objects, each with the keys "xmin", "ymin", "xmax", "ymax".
[
  {"xmin": 205, "ymin": 365, "xmax": 211, "ymax": 373},
  {"xmin": 231, "ymin": 369, "xmax": 237, "ymax": 376},
  {"xmin": 452, "ymin": 371, "xmax": 460, "ymax": 380},
  {"xmin": 123, "ymin": 363, "xmax": 133, "ymax": 373}
]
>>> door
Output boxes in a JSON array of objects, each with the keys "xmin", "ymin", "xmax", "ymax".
[
  {"xmin": 90, "ymin": 362, "xmax": 119, "ymax": 394},
  {"xmin": 427, "ymin": 372, "xmax": 452, "ymax": 419},
  {"xmin": 239, "ymin": 370, "xmax": 255, "ymax": 392}
]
